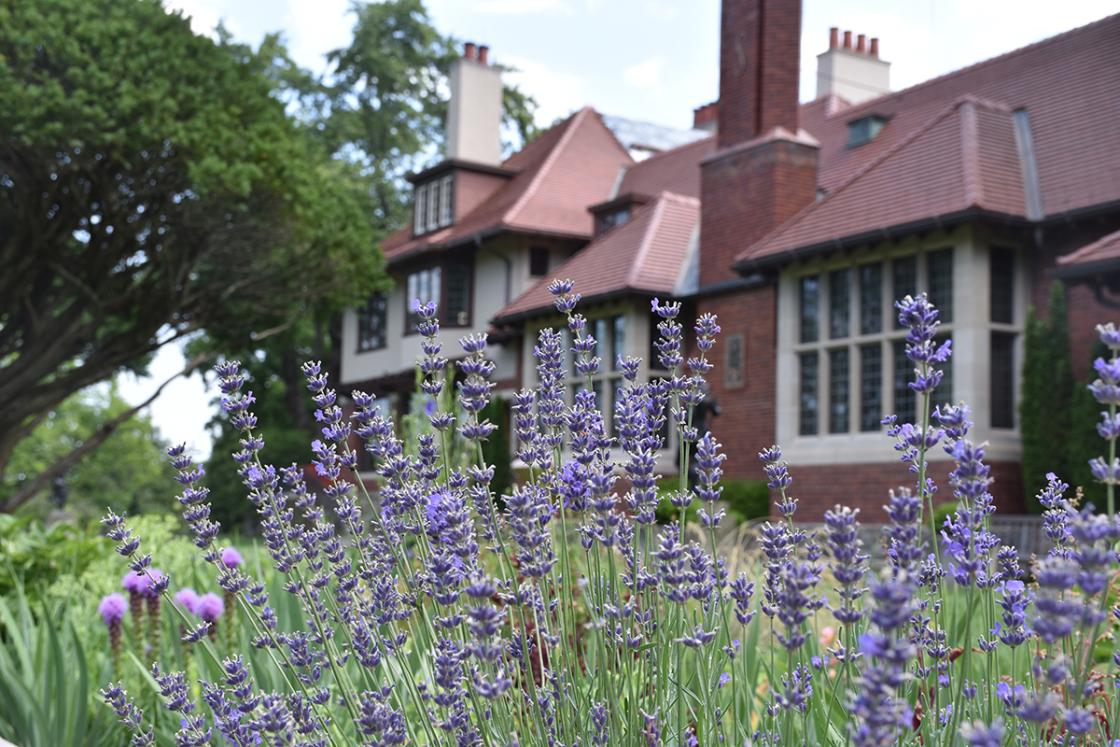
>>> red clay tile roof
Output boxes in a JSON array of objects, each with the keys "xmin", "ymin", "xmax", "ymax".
[
  {"xmin": 493, "ymin": 192, "xmax": 700, "ymax": 322},
  {"xmin": 1057, "ymin": 228, "xmax": 1120, "ymax": 274},
  {"xmin": 617, "ymin": 135, "xmax": 716, "ymax": 199},
  {"xmin": 381, "ymin": 107, "xmax": 632, "ymax": 265},
  {"xmin": 739, "ymin": 96, "xmax": 1027, "ymax": 263},
  {"xmin": 739, "ymin": 12, "xmax": 1120, "ymax": 267}
]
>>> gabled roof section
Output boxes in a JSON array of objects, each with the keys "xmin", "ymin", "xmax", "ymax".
[
  {"xmin": 1057, "ymin": 228, "xmax": 1120, "ymax": 276},
  {"xmin": 805, "ymin": 13, "xmax": 1120, "ymax": 212},
  {"xmin": 493, "ymin": 192, "xmax": 700, "ymax": 323},
  {"xmin": 617, "ymin": 135, "xmax": 716, "ymax": 200},
  {"xmin": 738, "ymin": 96, "xmax": 1030, "ymax": 266},
  {"xmin": 382, "ymin": 107, "xmax": 633, "ymax": 265}
]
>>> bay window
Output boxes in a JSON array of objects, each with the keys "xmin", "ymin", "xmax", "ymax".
[{"xmin": 795, "ymin": 249, "xmax": 955, "ymax": 437}]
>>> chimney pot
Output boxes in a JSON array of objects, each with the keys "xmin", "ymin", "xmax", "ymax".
[
  {"xmin": 463, "ymin": 42, "xmax": 476, "ymax": 60},
  {"xmin": 829, "ymin": 27, "xmax": 839, "ymax": 49},
  {"xmin": 856, "ymin": 34, "xmax": 866, "ymax": 53},
  {"xmin": 478, "ymin": 45, "xmax": 489, "ymax": 64},
  {"xmin": 869, "ymin": 37, "xmax": 880, "ymax": 57},
  {"xmin": 842, "ymin": 30, "xmax": 852, "ymax": 49}
]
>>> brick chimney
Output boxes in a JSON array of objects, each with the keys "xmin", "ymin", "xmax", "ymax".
[
  {"xmin": 447, "ymin": 41, "xmax": 503, "ymax": 165},
  {"xmin": 699, "ymin": 0, "xmax": 819, "ymax": 286},
  {"xmin": 815, "ymin": 27, "xmax": 890, "ymax": 104}
]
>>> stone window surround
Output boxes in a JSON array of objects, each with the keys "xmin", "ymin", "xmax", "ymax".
[{"xmin": 775, "ymin": 226, "xmax": 1029, "ymax": 466}]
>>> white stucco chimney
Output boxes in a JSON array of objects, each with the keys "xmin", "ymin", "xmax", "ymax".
[
  {"xmin": 816, "ymin": 27, "xmax": 890, "ymax": 104},
  {"xmin": 446, "ymin": 42, "xmax": 503, "ymax": 165}
]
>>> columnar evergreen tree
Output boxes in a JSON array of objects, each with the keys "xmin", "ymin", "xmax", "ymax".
[{"xmin": 1019, "ymin": 282, "xmax": 1074, "ymax": 511}]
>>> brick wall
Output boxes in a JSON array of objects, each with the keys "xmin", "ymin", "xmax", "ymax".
[
  {"xmin": 695, "ymin": 284, "xmax": 777, "ymax": 484},
  {"xmin": 783, "ymin": 459, "xmax": 1024, "ymax": 522},
  {"xmin": 699, "ymin": 137, "xmax": 818, "ymax": 285}
]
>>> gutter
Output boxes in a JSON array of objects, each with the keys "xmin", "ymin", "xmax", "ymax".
[{"xmin": 731, "ymin": 207, "xmax": 1029, "ymax": 274}]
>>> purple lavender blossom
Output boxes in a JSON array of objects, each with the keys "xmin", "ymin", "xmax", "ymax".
[
  {"xmin": 824, "ymin": 506, "xmax": 867, "ymax": 624},
  {"xmin": 100, "ymin": 683, "xmax": 154, "ymax": 746},
  {"xmin": 849, "ymin": 572, "xmax": 915, "ymax": 747},
  {"xmin": 959, "ymin": 719, "xmax": 1004, "ymax": 746}
]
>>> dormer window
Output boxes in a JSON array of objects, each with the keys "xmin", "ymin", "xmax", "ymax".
[
  {"xmin": 413, "ymin": 174, "xmax": 454, "ymax": 236},
  {"xmin": 847, "ymin": 114, "xmax": 888, "ymax": 147}
]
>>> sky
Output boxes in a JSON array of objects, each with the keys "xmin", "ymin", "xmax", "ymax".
[{"xmin": 120, "ymin": 0, "xmax": 1117, "ymax": 457}]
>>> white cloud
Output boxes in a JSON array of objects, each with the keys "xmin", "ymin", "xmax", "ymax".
[
  {"xmin": 622, "ymin": 57, "xmax": 664, "ymax": 91},
  {"xmin": 474, "ymin": 0, "xmax": 573, "ymax": 14},
  {"xmin": 282, "ymin": 0, "xmax": 352, "ymax": 72},
  {"xmin": 165, "ymin": 0, "xmax": 236, "ymax": 39},
  {"xmin": 116, "ymin": 343, "xmax": 215, "ymax": 461},
  {"xmin": 501, "ymin": 55, "xmax": 587, "ymax": 126}
]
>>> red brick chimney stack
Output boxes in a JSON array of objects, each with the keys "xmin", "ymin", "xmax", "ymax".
[
  {"xmin": 700, "ymin": 0, "xmax": 818, "ymax": 285},
  {"xmin": 716, "ymin": 0, "xmax": 803, "ymax": 148}
]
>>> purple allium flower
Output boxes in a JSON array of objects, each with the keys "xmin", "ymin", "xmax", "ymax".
[
  {"xmin": 174, "ymin": 588, "xmax": 200, "ymax": 616},
  {"xmin": 197, "ymin": 593, "xmax": 224, "ymax": 623},
  {"xmin": 220, "ymin": 547, "xmax": 243, "ymax": 569},
  {"xmin": 122, "ymin": 570, "xmax": 152, "ymax": 595},
  {"xmin": 100, "ymin": 593, "xmax": 127, "ymax": 626}
]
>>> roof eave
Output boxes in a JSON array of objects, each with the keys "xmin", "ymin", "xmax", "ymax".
[
  {"xmin": 731, "ymin": 208, "xmax": 1029, "ymax": 273},
  {"xmin": 491, "ymin": 286, "xmax": 665, "ymax": 328},
  {"xmin": 385, "ymin": 225, "xmax": 590, "ymax": 268}
]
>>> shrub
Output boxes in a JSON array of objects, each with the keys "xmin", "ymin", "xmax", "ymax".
[{"xmin": 91, "ymin": 286, "xmax": 1120, "ymax": 747}]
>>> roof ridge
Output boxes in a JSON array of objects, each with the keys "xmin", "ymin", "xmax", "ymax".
[
  {"xmin": 739, "ymin": 97, "xmax": 969, "ymax": 265},
  {"xmin": 1057, "ymin": 226, "xmax": 1120, "ymax": 265},
  {"xmin": 503, "ymin": 108, "xmax": 588, "ymax": 224},
  {"xmin": 656, "ymin": 190, "xmax": 701, "ymax": 207},
  {"xmin": 828, "ymin": 12, "xmax": 1119, "ymax": 120},
  {"xmin": 626, "ymin": 133, "xmax": 715, "ymax": 167},
  {"xmin": 958, "ymin": 99, "xmax": 983, "ymax": 208},
  {"xmin": 627, "ymin": 198, "xmax": 670, "ymax": 289},
  {"xmin": 504, "ymin": 107, "xmax": 632, "ymax": 226}
]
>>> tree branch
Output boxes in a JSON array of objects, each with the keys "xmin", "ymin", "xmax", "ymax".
[{"xmin": 0, "ymin": 352, "xmax": 212, "ymax": 514}]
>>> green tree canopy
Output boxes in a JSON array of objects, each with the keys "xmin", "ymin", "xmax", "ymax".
[
  {"xmin": 0, "ymin": 0, "xmax": 384, "ymax": 508},
  {"xmin": 0, "ymin": 385, "xmax": 179, "ymax": 520}
]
